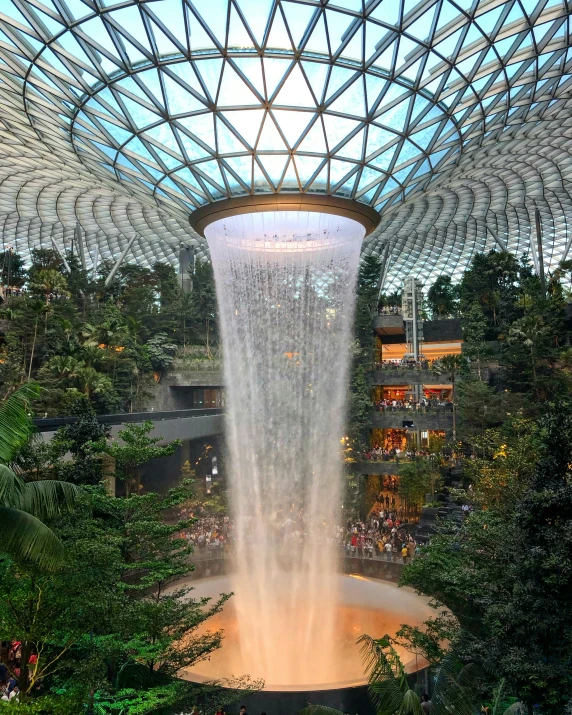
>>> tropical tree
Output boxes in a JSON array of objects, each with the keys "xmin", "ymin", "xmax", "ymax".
[
  {"xmin": 0, "ymin": 384, "xmax": 79, "ymax": 569},
  {"xmin": 435, "ymin": 354, "xmax": 467, "ymax": 442},
  {"xmin": 427, "ymin": 276, "xmax": 459, "ymax": 318}
]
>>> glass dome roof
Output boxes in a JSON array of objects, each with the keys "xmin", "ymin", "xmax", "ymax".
[{"xmin": 0, "ymin": 0, "xmax": 571, "ymax": 287}]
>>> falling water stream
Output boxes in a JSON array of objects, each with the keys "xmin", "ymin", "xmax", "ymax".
[{"xmin": 205, "ymin": 211, "xmax": 364, "ymax": 686}]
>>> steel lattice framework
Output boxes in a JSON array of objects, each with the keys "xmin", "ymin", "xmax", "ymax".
[{"xmin": 0, "ymin": 0, "xmax": 571, "ymax": 287}]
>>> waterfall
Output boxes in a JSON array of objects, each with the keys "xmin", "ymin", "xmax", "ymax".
[{"xmin": 205, "ymin": 211, "xmax": 363, "ymax": 686}]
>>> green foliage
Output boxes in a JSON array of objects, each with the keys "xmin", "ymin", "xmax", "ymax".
[
  {"xmin": 401, "ymin": 401, "xmax": 572, "ymax": 714},
  {"xmin": 398, "ymin": 460, "xmax": 441, "ymax": 510},
  {"xmin": 146, "ymin": 332, "xmax": 177, "ymax": 373},
  {"xmin": 427, "ymin": 276, "xmax": 459, "ymax": 318}
]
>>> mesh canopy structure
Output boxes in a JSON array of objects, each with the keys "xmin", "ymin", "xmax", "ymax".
[{"xmin": 0, "ymin": 0, "xmax": 571, "ymax": 287}]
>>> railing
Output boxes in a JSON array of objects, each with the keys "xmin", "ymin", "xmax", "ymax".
[
  {"xmin": 34, "ymin": 407, "xmax": 224, "ymax": 430},
  {"xmin": 373, "ymin": 361, "xmax": 442, "ymax": 372},
  {"xmin": 373, "ymin": 403, "xmax": 453, "ymax": 414},
  {"xmin": 172, "ymin": 358, "xmax": 223, "ymax": 373},
  {"xmin": 189, "ymin": 545, "xmax": 417, "ymax": 564}
]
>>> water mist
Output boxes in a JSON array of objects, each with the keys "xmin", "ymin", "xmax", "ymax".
[{"xmin": 205, "ymin": 211, "xmax": 363, "ymax": 686}]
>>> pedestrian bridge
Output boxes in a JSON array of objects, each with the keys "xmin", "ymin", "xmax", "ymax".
[{"xmin": 34, "ymin": 408, "xmax": 224, "ymax": 444}]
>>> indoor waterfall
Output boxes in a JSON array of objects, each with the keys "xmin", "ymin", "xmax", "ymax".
[{"xmin": 205, "ymin": 211, "xmax": 364, "ymax": 686}]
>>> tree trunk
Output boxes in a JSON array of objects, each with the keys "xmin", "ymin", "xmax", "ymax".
[
  {"xmin": 27, "ymin": 318, "xmax": 39, "ymax": 381},
  {"xmin": 451, "ymin": 374, "xmax": 457, "ymax": 443}
]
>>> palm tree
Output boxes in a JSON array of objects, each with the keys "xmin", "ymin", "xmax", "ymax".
[
  {"xmin": 302, "ymin": 636, "xmax": 525, "ymax": 715},
  {"xmin": 0, "ymin": 383, "xmax": 79, "ymax": 569}
]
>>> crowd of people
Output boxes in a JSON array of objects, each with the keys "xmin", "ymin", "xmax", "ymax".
[
  {"xmin": 0, "ymin": 641, "xmax": 32, "ymax": 703},
  {"xmin": 342, "ymin": 506, "xmax": 419, "ymax": 562},
  {"xmin": 374, "ymin": 358, "xmax": 438, "ymax": 371},
  {"xmin": 362, "ymin": 445, "xmax": 436, "ymax": 463},
  {"xmin": 373, "ymin": 398, "xmax": 453, "ymax": 412},
  {"xmin": 178, "ymin": 512, "xmax": 233, "ymax": 553},
  {"xmin": 377, "ymin": 305, "xmax": 401, "ymax": 315}
]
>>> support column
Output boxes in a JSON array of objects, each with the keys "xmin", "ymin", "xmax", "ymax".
[
  {"xmin": 179, "ymin": 244, "xmax": 194, "ymax": 294},
  {"xmin": 104, "ymin": 233, "xmax": 137, "ymax": 287}
]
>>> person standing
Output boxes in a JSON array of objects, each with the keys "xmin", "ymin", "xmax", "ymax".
[{"xmin": 421, "ymin": 693, "xmax": 432, "ymax": 713}]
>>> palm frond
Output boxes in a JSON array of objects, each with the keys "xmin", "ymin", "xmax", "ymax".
[
  {"xmin": 358, "ymin": 634, "xmax": 408, "ymax": 715},
  {"xmin": 431, "ymin": 654, "xmax": 481, "ymax": 715},
  {"xmin": 503, "ymin": 703, "xmax": 526, "ymax": 714},
  {"xmin": 0, "ymin": 506, "xmax": 64, "ymax": 569},
  {"xmin": 0, "ymin": 464, "xmax": 26, "ymax": 505},
  {"xmin": 300, "ymin": 705, "xmax": 346, "ymax": 715},
  {"xmin": 19, "ymin": 479, "xmax": 80, "ymax": 519},
  {"xmin": 397, "ymin": 689, "xmax": 423, "ymax": 715},
  {"xmin": 0, "ymin": 383, "xmax": 42, "ymax": 463}
]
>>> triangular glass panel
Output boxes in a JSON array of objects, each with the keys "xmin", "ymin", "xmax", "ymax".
[
  {"xmin": 365, "ymin": 74, "xmax": 389, "ymax": 113},
  {"xmin": 221, "ymin": 166, "xmax": 245, "ymax": 195},
  {"xmin": 217, "ymin": 116, "xmax": 248, "ymax": 153},
  {"xmin": 368, "ymin": 0, "xmax": 400, "ymax": 27},
  {"xmin": 124, "ymin": 137, "xmax": 158, "ymax": 165},
  {"xmin": 232, "ymin": 57, "xmax": 265, "ymax": 98},
  {"xmin": 432, "ymin": 27, "xmax": 463, "ymax": 60},
  {"xmin": 395, "ymin": 36, "xmax": 419, "ymax": 69},
  {"xmin": 331, "ymin": 0, "xmax": 362, "ymax": 11},
  {"xmin": 322, "ymin": 113, "xmax": 362, "ymax": 150},
  {"xmin": 297, "ymin": 118, "xmax": 328, "ymax": 154},
  {"xmin": 325, "ymin": 65, "xmax": 357, "ymax": 101},
  {"xmin": 301, "ymin": 61, "xmax": 330, "ymax": 104},
  {"xmin": 120, "ymin": 96, "xmax": 159, "ymax": 129},
  {"xmin": 192, "ymin": 0, "xmax": 228, "ymax": 47},
  {"xmin": 340, "ymin": 23, "xmax": 364, "ymax": 64},
  {"xmin": 370, "ymin": 144, "xmax": 397, "ymax": 171},
  {"xmin": 459, "ymin": 22, "xmax": 485, "ymax": 58},
  {"xmin": 265, "ymin": 7, "xmax": 292, "ymax": 51},
  {"xmin": 394, "ymin": 138, "xmax": 421, "ymax": 167},
  {"xmin": 187, "ymin": 9, "xmax": 217, "ymax": 52},
  {"xmin": 195, "ymin": 58, "xmax": 224, "ymax": 102},
  {"xmin": 308, "ymin": 163, "xmax": 328, "ymax": 192},
  {"xmin": 336, "ymin": 127, "xmax": 365, "ymax": 160},
  {"xmin": 228, "ymin": 3, "xmax": 255, "ymax": 49},
  {"xmin": 273, "ymin": 64, "xmax": 316, "ymax": 108},
  {"xmin": 357, "ymin": 165, "xmax": 383, "ymax": 193},
  {"xmin": 149, "ymin": 19, "xmax": 181, "ymax": 56},
  {"xmin": 253, "ymin": 159, "xmax": 273, "ymax": 191},
  {"xmin": 115, "ymin": 76, "xmax": 151, "ymax": 104},
  {"xmin": 366, "ymin": 124, "xmax": 396, "ymax": 157},
  {"xmin": 364, "ymin": 22, "xmax": 392, "ymax": 64},
  {"xmin": 236, "ymin": 0, "xmax": 273, "ymax": 45},
  {"xmin": 294, "ymin": 155, "xmax": 325, "ymax": 187},
  {"xmin": 329, "ymin": 159, "xmax": 357, "ymax": 189},
  {"xmin": 405, "ymin": 5, "xmax": 437, "ymax": 43},
  {"xmin": 327, "ymin": 76, "xmax": 366, "ymax": 117},
  {"xmin": 223, "ymin": 155, "xmax": 253, "ymax": 188},
  {"xmin": 110, "ymin": 6, "xmax": 152, "ymax": 52},
  {"xmin": 375, "ymin": 96, "xmax": 410, "ymax": 132},
  {"xmin": 221, "ymin": 108, "xmax": 265, "ymax": 147},
  {"xmin": 98, "ymin": 118, "xmax": 133, "ymax": 145},
  {"xmin": 162, "ymin": 72, "xmax": 205, "ymax": 114},
  {"xmin": 410, "ymin": 94, "xmax": 430, "ymax": 123},
  {"xmin": 177, "ymin": 113, "xmax": 216, "ymax": 150},
  {"xmin": 434, "ymin": 0, "xmax": 462, "ymax": 34},
  {"xmin": 263, "ymin": 57, "xmax": 294, "ymax": 99},
  {"xmin": 82, "ymin": 17, "xmax": 123, "ymax": 63},
  {"xmin": 144, "ymin": 123, "xmax": 181, "ymax": 153},
  {"xmin": 257, "ymin": 113, "xmax": 288, "ymax": 151},
  {"xmin": 62, "ymin": 0, "xmax": 91, "ymax": 21},
  {"xmin": 258, "ymin": 154, "xmax": 289, "ymax": 188},
  {"xmin": 282, "ymin": 1, "xmax": 316, "ymax": 47},
  {"xmin": 337, "ymin": 173, "xmax": 358, "ymax": 198},
  {"xmin": 475, "ymin": 5, "xmax": 504, "ymax": 39},
  {"xmin": 197, "ymin": 159, "xmax": 226, "ymax": 190},
  {"xmin": 372, "ymin": 39, "xmax": 397, "ymax": 72},
  {"xmin": 135, "ymin": 69, "xmax": 165, "ymax": 107},
  {"xmin": 146, "ymin": 0, "xmax": 188, "ymax": 48},
  {"xmin": 152, "ymin": 145, "xmax": 183, "ymax": 171},
  {"xmin": 303, "ymin": 13, "xmax": 329, "ymax": 55},
  {"xmin": 409, "ymin": 124, "xmax": 438, "ymax": 150},
  {"xmin": 271, "ymin": 109, "xmax": 314, "ymax": 148},
  {"xmin": 170, "ymin": 63, "xmax": 208, "ymax": 100},
  {"xmin": 377, "ymin": 177, "xmax": 399, "ymax": 198},
  {"xmin": 218, "ymin": 62, "xmax": 261, "ymax": 106}
]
